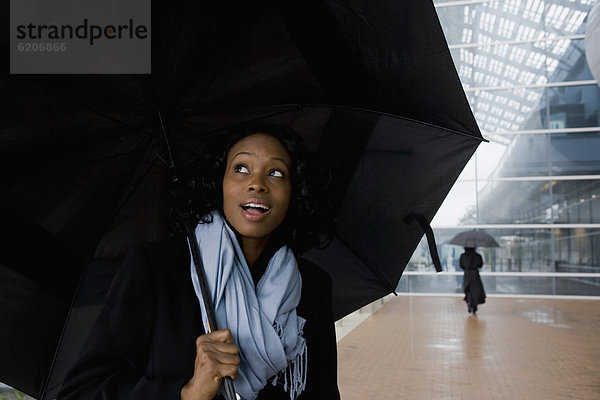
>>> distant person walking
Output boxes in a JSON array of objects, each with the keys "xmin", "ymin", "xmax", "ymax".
[{"xmin": 459, "ymin": 247, "xmax": 486, "ymax": 314}]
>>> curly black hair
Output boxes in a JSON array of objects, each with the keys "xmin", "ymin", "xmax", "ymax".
[{"xmin": 171, "ymin": 122, "xmax": 334, "ymax": 254}]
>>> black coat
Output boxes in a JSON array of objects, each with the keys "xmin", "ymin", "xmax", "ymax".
[
  {"xmin": 57, "ymin": 238, "xmax": 340, "ymax": 400},
  {"xmin": 459, "ymin": 250, "xmax": 486, "ymax": 306}
]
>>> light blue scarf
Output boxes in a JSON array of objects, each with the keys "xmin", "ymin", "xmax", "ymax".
[{"xmin": 189, "ymin": 212, "xmax": 307, "ymax": 400}]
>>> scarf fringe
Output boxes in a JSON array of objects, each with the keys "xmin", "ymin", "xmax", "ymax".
[
  {"xmin": 271, "ymin": 323, "xmax": 308, "ymax": 400},
  {"xmin": 271, "ymin": 344, "xmax": 308, "ymax": 400}
]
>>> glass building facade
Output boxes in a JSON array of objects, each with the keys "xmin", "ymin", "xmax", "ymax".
[{"xmin": 403, "ymin": 0, "xmax": 600, "ymax": 297}]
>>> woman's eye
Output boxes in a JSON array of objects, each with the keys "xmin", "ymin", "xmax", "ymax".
[
  {"xmin": 269, "ymin": 169, "xmax": 284, "ymax": 178},
  {"xmin": 234, "ymin": 164, "xmax": 249, "ymax": 174}
]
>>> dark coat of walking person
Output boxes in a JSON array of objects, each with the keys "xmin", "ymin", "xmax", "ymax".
[{"xmin": 459, "ymin": 247, "xmax": 486, "ymax": 314}]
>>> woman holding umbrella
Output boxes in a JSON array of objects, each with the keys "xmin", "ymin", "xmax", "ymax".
[
  {"xmin": 450, "ymin": 230, "xmax": 498, "ymax": 314},
  {"xmin": 58, "ymin": 123, "xmax": 340, "ymax": 400},
  {"xmin": 459, "ymin": 247, "xmax": 486, "ymax": 314}
]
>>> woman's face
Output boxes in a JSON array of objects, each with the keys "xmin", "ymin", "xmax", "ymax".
[{"xmin": 222, "ymin": 133, "xmax": 293, "ymax": 243}]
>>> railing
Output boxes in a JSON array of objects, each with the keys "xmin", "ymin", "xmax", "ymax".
[{"xmin": 398, "ymin": 271, "xmax": 600, "ymax": 298}]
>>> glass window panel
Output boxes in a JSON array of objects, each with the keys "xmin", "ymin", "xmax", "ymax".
[
  {"xmin": 414, "ymin": 228, "xmax": 600, "ymax": 272},
  {"xmin": 546, "ymin": 85, "xmax": 600, "ymax": 129},
  {"xmin": 480, "ymin": 134, "xmax": 550, "ymax": 177},
  {"xmin": 478, "ymin": 180, "xmax": 553, "ymax": 224},
  {"xmin": 453, "ymin": 42, "xmax": 549, "ymax": 89},
  {"xmin": 490, "ymin": 228, "xmax": 556, "ymax": 271},
  {"xmin": 436, "ymin": 0, "xmax": 594, "ymax": 46},
  {"xmin": 431, "ymin": 182, "xmax": 477, "ymax": 226},
  {"xmin": 555, "ymin": 276, "xmax": 600, "ymax": 296},
  {"xmin": 554, "ymin": 228, "xmax": 600, "ymax": 269},
  {"xmin": 397, "ymin": 274, "xmax": 463, "ymax": 294},
  {"xmin": 468, "ymin": 87, "xmax": 546, "ymax": 134},
  {"xmin": 408, "ymin": 226, "xmax": 600, "ymax": 295},
  {"xmin": 544, "ymin": 3, "xmax": 588, "ymax": 34},
  {"xmin": 436, "ymin": 5, "xmax": 476, "ymax": 46},
  {"xmin": 475, "ymin": 140, "xmax": 509, "ymax": 179},
  {"xmin": 550, "ymin": 141, "xmax": 600, "ymax": 184},
  {"xmin": 418, "ymin": 228, "xmax": 549, "ymax": 271},
  {"xmin": 549, "ymin": 132, "xmax": 600, "ymax": 177},
  {"xmin": 545, "ymin": 39, "xmax": 590, "ymax": 83},
  {"xmin": 406, "ymin": 233, "xmax": 462, "ymax": 272},
  {"xmin": 550, "ymin": 180, "xmax": 600, "ymax": 223}
]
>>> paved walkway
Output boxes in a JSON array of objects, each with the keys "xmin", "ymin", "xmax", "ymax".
[{"xmin": 336, "ymin": 295, "xmax": 600, "ymax": 400}]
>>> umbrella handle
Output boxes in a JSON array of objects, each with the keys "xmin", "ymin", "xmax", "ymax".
[
  {"xmin": 186, "ymin": 222, "xmax": 238, "ymax": 400},
  {"xmin": 222, "ymin": 377, "xmax": 238, "ymax": 400}
]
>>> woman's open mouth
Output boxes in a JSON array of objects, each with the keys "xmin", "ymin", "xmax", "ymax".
[{"xmin": 240, "ymin": 200, "xmax": 271, "ymax": 221}]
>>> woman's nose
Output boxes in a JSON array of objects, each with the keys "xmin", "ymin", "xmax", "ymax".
[{"xmin": 248, "ymin": 176, "xmax": 267, "ymax": 192}]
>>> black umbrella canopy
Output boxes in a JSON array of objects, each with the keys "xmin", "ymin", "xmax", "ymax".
[
  {"xmin": 449, "ymin": 230, "xmax": 501, "ymax": 248},
  {"xmin": 0, "ymin": 0, "xmax": 483, "ymax": 397}
]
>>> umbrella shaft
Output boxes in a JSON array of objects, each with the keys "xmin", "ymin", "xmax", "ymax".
[{"xmin": 186, "ymin": 223, "xmax": 237, "ymax": 400}]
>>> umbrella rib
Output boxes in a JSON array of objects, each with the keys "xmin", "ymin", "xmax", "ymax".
[
  {"xmin": 184, "ymin": 102, "xmax": 487, "ymax": 143},
  {"xmin": 59, "ymin": 123, "xmax": 156, "ymax": 168},
  {"xmin": 62, "ymin": 112, "xmax": 170, "ymax": 168},
  {"xmin": 29, "ymin": 80, "xmax": 172, "ymax": 165},
  {"xmin": 292, "ymin": 103, "xmax": 488, "ymax": 142},
  {"xmin": 157, "ymin": 109, "xmax": 175, "ymax": 168}
]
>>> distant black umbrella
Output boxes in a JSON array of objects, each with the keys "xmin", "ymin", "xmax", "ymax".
[
  {"xmin": 449, "ymin": 230, "xmax": 500, "ymax": 248},
  {"xmin": 1, "ymin": 0, "xmax": 483, "ymax": 398}
]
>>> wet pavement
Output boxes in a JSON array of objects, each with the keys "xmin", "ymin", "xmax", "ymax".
[{"xmin": 337, "ymin": 295, "xmax": 600, "ymax": 400}]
